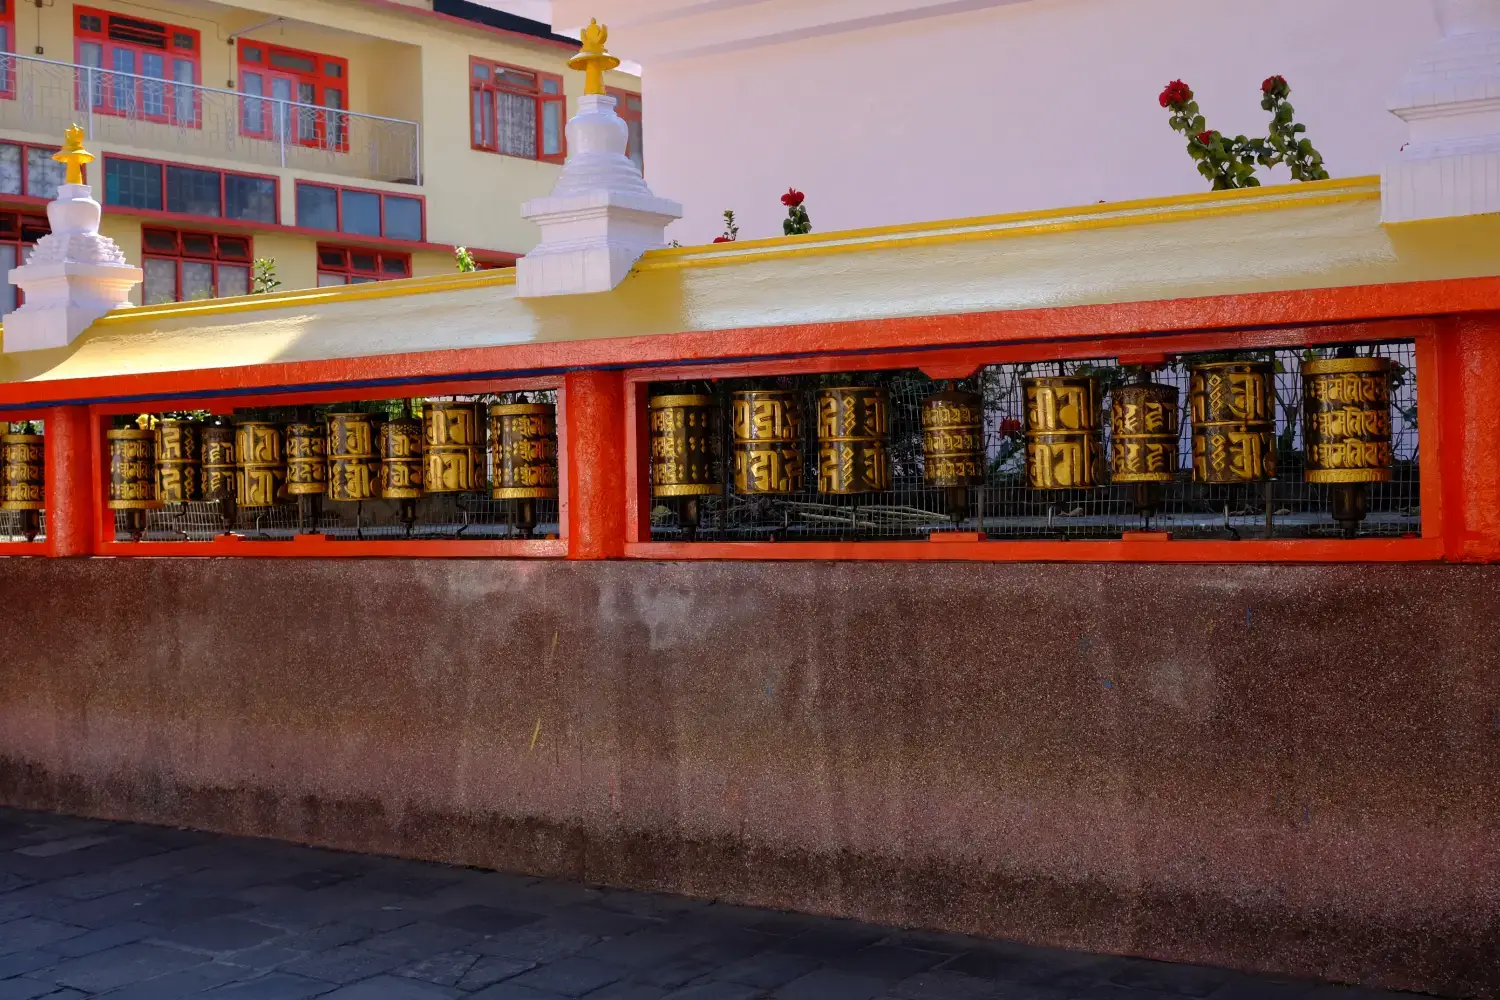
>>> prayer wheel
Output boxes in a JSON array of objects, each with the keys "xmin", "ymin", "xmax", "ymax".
[
  {"xmin": 731, "ymin": 389, "xmax": 804, "ymax": 495},
  {"xmin": 423, "ymin": 401, "xmax": 479, "ymax": 494},
  {"xmin": 1, "ymin": 430, "xmax": 43, "ymax": 541},
  {"xmin": 107, "ymin": 427, "xmax": 159, "ymax": 540},
  {"xmin": 490, "ymin": 402, "xmax": 558, "ymax": 536},
  {"xmin": 200, "ymin": 418, "xmax": 236, "ymax": 532},
  {"xmin": 470, "ymin": 401, "xmax": 489, "ymax": 490},
  {"xmin": 1111, "ymin": 375, "xmax": 1180, "ymax": 517},
  {"xmin": 234, "ymin": 420, "xmax": 284, "ymax": 509},
  {"xmin": 284, "ymin": 420, "xmax": 328, "ymax": 534},
  {"xmin": 816, "ymin": 386, "xmax": 890, "ymax": 494},
  {"xmin": 1302, "ymin": 355, "xmax": 1393, "ymax": 537},
  {"xmin": 1022, "ymin": 375, "xmax": 1102, "ymax": 490},
  {"xmin": 1189, "ymin": 361, "xmax": 1276, "ymax": 484},
  {"xmin": 380, "ymin": 414, "xmax": 424, "ymax": 532},
  {"xmin": 327, "ymin": 412, "xmax": 379, "ymax": 503},
  {"xmin": 154, "ymin": 418, "xmax": 199, "ymax": 505},
  {"xmin": 921, "ymin": 387, "xmax": 983, "ymax": 521},
  {"xmin": 649, "ymin": 393, "xmax": 721, "ymax": 537}
]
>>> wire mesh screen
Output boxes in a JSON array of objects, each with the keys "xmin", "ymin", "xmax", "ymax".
[
  {"xmin": 110, "ymin": 393, "xmax": 560, "ymax": 543},
  {"xmin": 0, "ymin": 510, "xmax": 44, "ymax": 543},
  {"xmin": 647, "ymin": 342, "xmax": 1420, "ymax": 541}
]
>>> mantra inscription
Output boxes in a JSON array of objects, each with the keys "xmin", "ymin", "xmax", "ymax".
[
  {"xmin": 200, "ymin": 423, "xmax": 236, "ymax": 502},
  {"xmin": 732, "ymin": 390, "xmax": 804, "ymax": 495},
  {"xmin": 327, "ymin": 412, "xmax": 380, "ymax": 503},
  {"xmin": 1189, "ymin": 361, "xmax": 1277, "ymax": 484},
  {"xmin": 817, "ymin": 387, "xmax": 890, "ymax": 494},
  {"xmin": 155, "ymin": 419, "xmax": 200, "ymax": 504},
  {"xmin": 1023, "ymin": 376, "xmax": 1102, "ymax": 490},
  {"xmin": 0, "ymin": 433, "xmax": 43, "ymax": 511},
  {"xmin": 921, "ymin": 390, "xmax": 984, "ymax": 489},
  {"xmin": 650, "ymin": 394, "xmax": 722, "ymax": 498},
  {"xmin": 1110, "ymin": 382, "xmax": 1180, "ymax": 484},
  {"xmin": 1302, "ymin": 357, "xmax": 1394, "ymax": 484},
  {"xmin": 106, "ymin": 428, "xmax": 160, "ymax": 510},
  {"xmin": 490, "ymin": 403, "xmax": 559, "ymax": 500},
  {"xmin": 284, "ymin": 422, "xmax": 329, "ymax": 496},
  {"xmin": 234, "ymin": 421, "xmax": 284, "ymax": 508},
  {"xmin": 423, "ymin": 402, "xmax": 479, "ymax": 494},
  {"xmin": 380, "ymin": 417, "xmax": 424, "ymax": 500}
]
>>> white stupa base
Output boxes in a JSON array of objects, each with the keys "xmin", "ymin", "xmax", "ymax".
[
  {"xmin": 518, "ymin": 191, "xmax": 682, "ymax": 296},
  {"xmin": 1384, "ymin": 140, "xmax": 1500, "ymax": 223},
  {"xmin": 4, "ymin": 261, "xmax": 143, "ymax": 352}
]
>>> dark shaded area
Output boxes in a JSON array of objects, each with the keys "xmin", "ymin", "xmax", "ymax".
[
  {"xmin": 433, "ymin": 0, "xmax": 577, "ymax": 45},
  {"xmin": 0, "ymin": 559, "xmax": 1496, "ymax": 996}
]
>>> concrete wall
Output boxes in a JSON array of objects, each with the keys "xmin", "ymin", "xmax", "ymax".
[
  {"xmin": 0, "ymin": 559, "xmax": 1495, "ymax": 997},
  {"xmin": 561, "ymin": 0, "xmax": 1442, "ymax": 243}
]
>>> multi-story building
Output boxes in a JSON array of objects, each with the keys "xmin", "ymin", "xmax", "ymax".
[{"xmin": 0, "ymin": 0, "xmax": 643, "ymax": 308}]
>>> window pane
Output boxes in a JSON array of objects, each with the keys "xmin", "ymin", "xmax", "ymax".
[
  {"xmin": 472, "ymin": 64, "xmax": 490, "ymax": 80},
  {"xmin": 180, "ymin": 260, "xmax": 213, "ymax": 300},
  {"xmin": 381, "ymin": 256, "xmax": 408, "ymax": 276},
  {"xmin": 241, "ymin": 72, "xmax": 263, "ymax": 132},
  {"xmin": 349, "ymin": 251, "xmax": 377, "ymax": 273},
  {"xmin": 382, "ymin": 196, "xmax": 420, "ymax": 241},
  {"xmin": 0, "ymin": 244, "xmax": 15, "ymax": 313},
  {"xmin": 217, "ymin": 263, "xmax": 249, "ymax": 297},
  {"xmin": 340, "ymin": 189, "xmax": 380, "ymax": 236},
  {"xmin": 143, "ymin": 257, "xmax": 176, "ymax": 304},
  {"xmin": 110, "ymin": 48, "xmax": 135, "ymax": 114},
  {"xmin": 217, "ymin": 235, "xmax": 249, "ymax": 259},
  {"xmin": 0, "ymin": 144, "xmax": 20, "ymax": 195},
  {"xmin": 542, "ymin": 99, "xmax": 562, "ymax": 157},
  {"xmin": 627, "ymin": 97, "xmax": 642, "ymax": 112},
  {"xmin": 324, "ymin": 62, "xmax": 341, "ymax": 78},
  {"xmin": 172, "ymin": 58, "xmax": 194, "ymax": 125},
  {"xmin": 140, "ymin": 52, "xmax": 164, "ymax": 117},
  {"xmin": 78, "ymin": 42, "xmax": 103, "ymax": 108},
  {"xmin": 269, "ymin": 50, "xmax": 316, "ymax": 73},
  {"xmin": 18, "ymin": 214, "xmax": 46, "ymax": 243},
  {"xmin": 541, "ymin": 77, "xmax": 560, "ymax": 95},
  {"xmin": 181, "ymin": 231, "xmax": 213, "ymax": 257},
  {"xmin": 627, "ymin": 119, "xmax": 643, "ymax": 173},
  {"xmin": 496, "ymin": 68, "xmax": 535, "ymax": 89},
  {"xmin": 172, "ymin": 32, "xmax": 194, "ymax": 50},
  {"xmin": 317, "ymin": 248, "xmax": 345, "ymax": 268},
  {"xmin": 79, "ymin": 13, "xmax": 102, "ymax": 32},
  {"xmin": 498, "ymin": 92, "xmax": 536, "ymax": 158},
  {"xmin": 26, "ymin": 147, "xmax": 65, "ymax": 198},
  {"xmin": 471, "ymin": 90, "xmax": 483, "ymax": 146},
  {"xmin": 349, "ymin": 275, "xmax": 377, "ymax": 284},
  {"xmin": 317, "ymin": 272, "xmax": 346, "ymax": 286},
  {"xmin": 298, "ymin": 185, "xmax": 338, "ymax": 230},
  {"xmin": 241, "ymin": 45, "xmax": 261, "ymax": 63},
  {"xmin": 142, "ymin": 228, "xmax": 177, "ymax": 252},
  {"xmin": 224, "ymin": 174, "xmax": 275, "ymax": 223},
  {"xmin": 104, "ymin": 158, "xmax": 162, "ymax": 210},
  {"xmin": 165, "ymin": 165, "xmax": 220, "ymax": 216}
]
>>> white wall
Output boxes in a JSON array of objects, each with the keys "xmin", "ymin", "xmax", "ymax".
[{"xmin": 561, "ymin": 0, "xmax": 1442, "ymax": 243}]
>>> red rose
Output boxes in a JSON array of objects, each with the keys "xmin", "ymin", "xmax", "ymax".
[
  {"xmin": 1158, "ymin": 80, "xmax": 1192, "ymax": 108},
  {"xmin": 1000, "ymin": 418, "xmax": 1022, "ymax": 436},
  {"xmin": 1197, "ymin": 130, "xmax": 1215, "ymax": 145},
  {"xmin": 1262, "ymin": 75, "xmax": 1287, "ymax": 95},
  {"xmin": 712, "ymin": 236, "xmax": 731, "ymax": 243},
  {"xmin": 781, "ymin": 188, "xmax": 805, "ymax": 208}
]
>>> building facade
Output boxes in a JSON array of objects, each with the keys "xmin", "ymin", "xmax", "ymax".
[
  {"xmin": 553, "ymin": 0, "xmax": 1442, "ymax": 242},
  {"xmin": 0, "ymin": 0, "xmax": 641, "ymax": 307}
]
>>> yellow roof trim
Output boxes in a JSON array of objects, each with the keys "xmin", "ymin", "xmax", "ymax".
[{"xmin": 637, "ymin": 176, "xmax": 1381, "ymax": 271}]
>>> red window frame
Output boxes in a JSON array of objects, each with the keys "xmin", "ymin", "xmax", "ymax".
[
  {"xmin": 141, "ymin": 227, "xmax": 253, "ymax": 304},
  {"xmin": 74, "ymin": 6, "xmax": 201, "ymax": 127},
  {"xmin": 469, "ymin": 57, "xmax": 565, "ymax": 163},
  {"xmin": 295, "ymin": 181, "xmax": 425, "ymax": 242},
  {"xmin": 237, "ymin": 39, "xmax": 349, "ymax": 152},
  {"xmin": 0, "ymin": 209, "xmax": 50, "ymax": 310},
  {"xmin": 101, "ymin": 153, "xmax": 280, "ymax": 224},
  {"xmin": 607, "ymin": 86, "xmax": 642, "ymax": 169},
  {"xmin": 0, "ymin": 140, "xmax": 75, "ymax": 203},
  {"xmin": 0, "ymin": 0, "xmax": 17, "ymax": 101},
  {"xmin": 315, "ymin": 244, "xmax": 411, "ymax": 286}
]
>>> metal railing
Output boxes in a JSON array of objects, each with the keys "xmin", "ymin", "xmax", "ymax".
[{"xmin": 0, "ymin": 52, "xmax": 421, "ymax": 185}]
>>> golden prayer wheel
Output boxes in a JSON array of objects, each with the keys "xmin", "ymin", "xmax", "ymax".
[
  {"xmin": 1, "ymin": 431, "xmax": 43, "ymax": 541},
  {"xmin": 649, "ymin": 393, "xmax": 721, "ymax": 538},
  {"xmin": 381, "ymin": 414, "xmax": 424, "ymax": 533},
  {"xmin": 816, "ymin": 386, "xmax": 890, "ymax": 494},
  {"xmin": 1188, "ymin": 361, "xmax": 1276, "ymax": 484},
  {"xmin": 284, "ymin": 422, "xmax": 328, "ymax": 496},
  {"xmin": 234, "ymin": 420, "xmax": 284, "ymax": 509},
  {"xmin": 490, "ymin": 402, "xmax": 558, "ymax": 536},
  {"xmin": 423, "ymin": 401, "xmax": 479, "ymax": 494},
  {"xmin": 921, "ymin": 388, "xmax": 983, "ymax": 522},
  {"xmin": 731, "ymin": 389, "xmax": 804, "ymax": 496},
  {"xmin": 1022, "ymin": 376, "xmax": 1102, "ymax": 490},
  {"xmin": 200, "ymin": 418, "xmax": 236, "ymax": 533},
  {"xmin": 154, "ymin": 418, "xmax": 200, "ymax": 505},
  {"xmin": 328, "ymin": 412, "xmax": 380, "ymax": 503},
  {"xmin": 1302, "ymin": 355, "xmax": 1393, "ymax": 537},
  {"xmin": 470, "ymin": 401, "xmax": 489, "ymax": 490},
  {"xmin": 107, "ymin": 427, "xmax": 159, "ymax": 540}
]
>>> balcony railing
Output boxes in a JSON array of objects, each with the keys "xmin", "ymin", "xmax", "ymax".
[{"xmin": 0, "ymin": 52, "xmax": 421, "ymax": 185}]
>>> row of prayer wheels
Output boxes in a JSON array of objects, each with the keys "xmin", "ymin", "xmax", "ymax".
[
  {"xmin": 105, "ymin": 401, "xmax": 559, "ymax": 538},
  {"xmin": 647, "ymin": 356, "xmax": 1395, "ymax": 534}
]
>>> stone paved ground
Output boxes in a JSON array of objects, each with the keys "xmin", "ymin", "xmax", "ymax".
[{"xmin": 0, "ymin": 807, "xmax": 1413, "ymax": 1000}]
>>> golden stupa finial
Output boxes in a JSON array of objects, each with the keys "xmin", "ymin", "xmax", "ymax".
[
  {"xmin": 53, "ymin": 124, "xmax": 93, "ymax": 187},
  {"xmin": 567, "ymin": 18, "xmax": 620, "ymax": 96}
]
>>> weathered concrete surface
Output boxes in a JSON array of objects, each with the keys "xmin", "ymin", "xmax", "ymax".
[{"xmin": 0, "ymin": 559, "xmax": 1495, "ymax": 996}]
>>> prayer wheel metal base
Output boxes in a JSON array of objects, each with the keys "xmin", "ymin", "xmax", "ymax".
[
  {"xmin": 119, "ymin": 508, "xmax": 146, "ymax": 542},
  {"xmin": 15, "ymin": 509, "xmax": 38, "ymax": 542},
  {"xmin": 1331, "ymin": 484, "xmax": 1368, "ymax": 539}
]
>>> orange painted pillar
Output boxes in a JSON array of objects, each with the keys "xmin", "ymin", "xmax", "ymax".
[
  {"xmin": 1435, "ymin": 313, "xmax": 1500, "ymax": 562},
  {"xmin": 45, "ymin": 405, "xmax": 95, "ymax": 557},
  {"xmin": 564, "ymin": 369, "xmax": 627, "ymax": 559}
]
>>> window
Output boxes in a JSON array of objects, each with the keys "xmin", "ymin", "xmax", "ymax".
[
  {"xmin": 141, "ymin": 228, "xmax": 251, "ymax": 304},
  {"xmin": 0, "ymin": 0, "xmax": 16, "ymax": 100},
  {"xmin": 75, "ymin": 7, "xmax": 200, "ymax": 126},
  {"xmin": 0, "ymin": 209, "xmax": 49, "ymax": 312},
  {"xmin": 238, "ymin": 40, "xmax": 348, "ymax": 150},
  {"xmin": 608, "ymin": 88, "xmax": 643, "ymax": 174},
  {"xmin": 102, "ymin": 157, "xmax": 277, "ymax": 223},
  {"xmin": 470, "ymin": 58, "xmax": 564, "ymax": 162},
  {"xmin": 316, "ymin": 245, "xmax": 410, "ymax": 286},
  {"xmin": 0, "ymin": 142, "xmax": 70, "ymax": 200},
  {"xmin": 296, "ymin": 183, "xmax": 423, "ymax": 242}
]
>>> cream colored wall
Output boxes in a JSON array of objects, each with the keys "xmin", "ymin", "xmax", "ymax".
[
  {"xmin": 7, "ymin": 0, "xmax": 642, "ymax": 257},
  {"xmin": 96, "ymin": 215, "xmax": 142, "ymax": 304},
  {"xmin": 251, "ymin": 231, "xmax": 318, "ymax": 290}
]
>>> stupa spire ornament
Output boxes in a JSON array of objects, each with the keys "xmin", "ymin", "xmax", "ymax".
[
  {"xmin": 1383, "ymin": 0, "xmax": 1500, "ymax": 222},
  {"xmin": 3, "ymin": 124, "xmax": 142, "ymax": 352},
  {"xmin": 518, "ymin": 17, "xmax": 681, "ymax": 297},
  {"xmin": 568, "ymin": 19, "xmax": 620, "ymax": 97}
]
